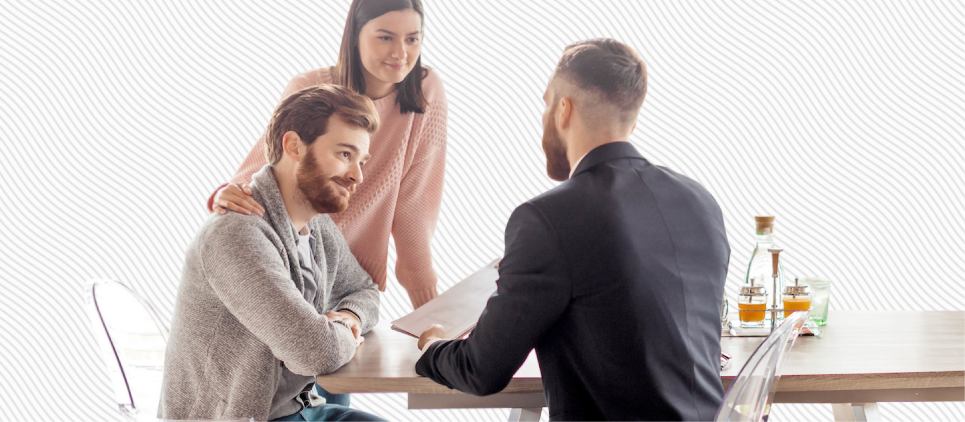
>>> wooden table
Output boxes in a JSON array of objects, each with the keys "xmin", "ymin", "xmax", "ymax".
[{"xmin": 317, "ymin": 312, "xmax": 965, "ymax": 421}]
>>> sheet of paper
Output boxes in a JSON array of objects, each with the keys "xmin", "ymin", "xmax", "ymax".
[{"xmin": 391, "ymin": 259, "xmax": 500, "ymax": 339}]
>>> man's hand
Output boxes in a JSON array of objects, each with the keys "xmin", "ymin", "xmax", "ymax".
[
  {"xmin": 326, "ymin": 310, "xmax": 363, "ymax": 345},
  {"xmin": 213, "ymin": 183, "xmax": 265, "ymax": 216},
  {"xmin": 418, "ymin": 324, "xmax": 446, "ymax": 351}
]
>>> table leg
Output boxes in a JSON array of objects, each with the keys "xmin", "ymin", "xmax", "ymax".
[
  {"xmin": 831, "ymin": 403, "xmax": 880, "ymax": 421},
  {"xmin": 507, "ymin": 407, "xmax": 542, "ymax": 422}
]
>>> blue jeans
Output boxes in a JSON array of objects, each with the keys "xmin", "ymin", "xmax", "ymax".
[
  {"xmin": 315, "ymin": 384, "xmax": 350, "ymax": 407},
  {"xmin": 271, "ymin": 385, "xmax": 383, "ymax": 421}
]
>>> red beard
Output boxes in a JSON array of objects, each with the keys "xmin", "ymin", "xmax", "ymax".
[
  {"xmin": 296, "ymin": 150, "xmax": 354, "ymax": 213},
  {"xmin": 542, "ymin": 118, "xmax": 570, "ymax": 181}
]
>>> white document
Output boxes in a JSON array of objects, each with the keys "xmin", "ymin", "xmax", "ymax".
[{"xmin": 391, "ymin": 259, "xmax": 500, "ymax": 339}]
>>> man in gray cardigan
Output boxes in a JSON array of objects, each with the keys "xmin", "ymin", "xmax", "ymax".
[{"xmin": 161, "ymin": 85, "xmax": 383, "ymax": 421}]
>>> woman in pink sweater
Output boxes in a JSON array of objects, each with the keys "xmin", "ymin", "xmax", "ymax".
[{"xmin": 210, "ymin": 0, "xmax": 445, "ymax": 310}]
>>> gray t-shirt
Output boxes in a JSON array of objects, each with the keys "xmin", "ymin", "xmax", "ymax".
[{"xmin": 268, "ymin": 228, "xmax": 321, "ymax": 419}]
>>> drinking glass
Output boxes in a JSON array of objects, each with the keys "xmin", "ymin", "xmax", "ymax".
[{"xmin": 799, "ymin": 277, "xmax": 831, "ymax": 326}]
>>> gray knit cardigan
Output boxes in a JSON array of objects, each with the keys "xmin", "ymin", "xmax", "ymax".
[{"xmin": 159, "ymin": 165, "xmax": 379, "ymax": 420}]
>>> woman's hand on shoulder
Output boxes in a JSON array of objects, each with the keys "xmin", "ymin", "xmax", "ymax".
[{"xmin": 213, "ymin": 183, "xmax": 264, "ymax": 216}]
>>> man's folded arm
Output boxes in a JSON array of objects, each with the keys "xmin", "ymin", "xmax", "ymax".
[
  {"xmin": 327, "ymin": 224, "xmax": 381, "ymax": 334},
  {"xmin": 416, "ymin": 203, "xmax": 571, "ymax": 395},
  {"xmin": 200, "ymin": 217, "xmax": 357, "ymax": 375}
]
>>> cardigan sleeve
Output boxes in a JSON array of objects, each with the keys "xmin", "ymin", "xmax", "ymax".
[
  {"xmin": 199, "ymin": 215, "xmax": 359, "ymax": 376},
  {"xmin": 319, "ymin": 217, "xmax": 381, "ymax": 334},
  {"xmin": 391, "ymin": 70, "xmax": 447, "ymax": 308}
]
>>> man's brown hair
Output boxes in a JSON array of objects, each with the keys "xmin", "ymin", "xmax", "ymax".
[
  {"xmin": 265, "ymin": 84, "xmax": 379, "ymax": 165},
  {"xmin": 555, "ymin": 38, "xmax": 648, "ymax": 124}
]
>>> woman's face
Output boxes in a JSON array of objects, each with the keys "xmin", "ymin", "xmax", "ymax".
[{"xmin": 357, "ymin": 9, "xmax": 422, "ymax": 88}]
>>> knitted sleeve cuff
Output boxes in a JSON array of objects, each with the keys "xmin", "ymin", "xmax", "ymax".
[{"xmin": 407, "ymin": 287, "xmax": 439, "ymax": 309}]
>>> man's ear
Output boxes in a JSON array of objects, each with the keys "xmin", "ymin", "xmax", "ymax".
[
  {"xmin": 558, "ymin": 96, "xmax": 573, "ymax": 130},
  {"xmin": 282, "ymin": 131, "xmax": 304, "ymax": 160}
]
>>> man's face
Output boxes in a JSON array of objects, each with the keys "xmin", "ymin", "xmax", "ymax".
[
  {"xmin": 542, "ymin": 81, "xmax": 570, "ymax": 181},
  {"xmin": 295, "ymin": 116, "xmax": 371, "ymax": 214}
]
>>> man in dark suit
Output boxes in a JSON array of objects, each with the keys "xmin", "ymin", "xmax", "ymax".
[{"xmin": 415, "ymin": 38, "xmax": 730, "ymax": 421}]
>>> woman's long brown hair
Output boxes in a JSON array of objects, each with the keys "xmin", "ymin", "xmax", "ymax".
[{"xmin": 332, "ymin": 0, "xmax": 427, "ymax": 114}]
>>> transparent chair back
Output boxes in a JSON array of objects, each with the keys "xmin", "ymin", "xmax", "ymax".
[
  {"xmin": 716, "ymin": 311, "xmax": 808, "ymax": 421},
  {"xmin": 86, "ymin": 279, "xmax": 168, "ymax": 420}
]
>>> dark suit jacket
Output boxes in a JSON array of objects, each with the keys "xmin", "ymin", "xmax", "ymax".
[{"xmin": 416, "ymin": 142, "xmax": 730, "ymax": 421}]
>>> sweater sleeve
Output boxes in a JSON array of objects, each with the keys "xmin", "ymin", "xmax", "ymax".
[
  {"xmin": 320, "ymin": 218, "xmax": 381, "ymax": 335},
  {"xmin": 206, "ymin": 73, "xmax": 319, "ymax": 211},
  {"xmin": 391, "ymin": 71, "xmax": 448, "ymax": 308},
  {"xmin": 199, "ymin": 215, "xmax": 358, "ymax": 376}
]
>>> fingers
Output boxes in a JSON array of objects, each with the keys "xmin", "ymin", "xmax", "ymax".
[
  {"xmin": 217, "ymin": 199, "xmax": 262, "ymax": 216},
  {"xmin": 240, "ymin": 196, "xmax": 264, "ymax": 215},
  {"xmin": 351, "ymin": 334, "xmax": 364, "ymax": 354},
  {"xmin": 342, "ymin": 322, "xmax": 361, "ymax": 340},
  {"xmin": 327, "ymin": 311, "xmax": 361, "ymax": 339},
  {"xmin": 418, "ymin": 324, "xmax": 446, "ymax": 349},
  {"xmin": 330, "ymin": 316, "xmax": 362, "ymax": 341},
  {"xmin": 215, "ymin": 183, "xmax": 265, "ymax": 216}
]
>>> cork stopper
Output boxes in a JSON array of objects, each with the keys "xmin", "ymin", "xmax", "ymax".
[{"xmin": 755, "ymin": 216, "xmax": 775, "ymax": 235}]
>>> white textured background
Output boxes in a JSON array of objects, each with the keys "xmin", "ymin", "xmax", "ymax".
[{"xmin": 1, "ymin": 0, "xmax": 963, "ymax": 420}]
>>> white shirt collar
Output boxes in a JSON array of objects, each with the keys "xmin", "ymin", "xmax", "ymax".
[{"xmin": 569, "ymin": 151, "xmax": 590, "ymax": 178}]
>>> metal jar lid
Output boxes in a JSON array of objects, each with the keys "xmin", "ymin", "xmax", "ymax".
[
  {"xmin": 783, "ymin": 285, "xmax": 809, "ymax": 295},
  {"xmin": 739, "ymin": 285, "xmax": 766, "ymax": 296}
]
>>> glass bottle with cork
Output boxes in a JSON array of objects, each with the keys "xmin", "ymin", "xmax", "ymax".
[{"xmin": 744, "ymin": 216, "xmax": 786, "ymax": 324}]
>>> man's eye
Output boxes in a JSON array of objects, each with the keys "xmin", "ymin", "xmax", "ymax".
[
  {"xmin": 340, "ymin": 152, "xmax": 351, "ymax": 159},
  {"xmin": 406, "ymin": 37, "xmax": 419, "ymax": 44},
  {"xmin": 379, "ymin": 36, "xmax": 392, "ymax": 41}
]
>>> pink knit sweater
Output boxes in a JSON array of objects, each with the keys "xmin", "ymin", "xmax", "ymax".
[{"xmin": 213, "ymin": 67, "xmax": 447, "ymax": 308}]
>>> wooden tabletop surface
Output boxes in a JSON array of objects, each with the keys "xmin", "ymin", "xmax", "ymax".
[{"xmin": 317, "ymin": 311, "xmax": 965, "ymax": 399}]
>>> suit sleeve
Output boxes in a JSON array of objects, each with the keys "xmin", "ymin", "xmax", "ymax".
[{"xmin": 415, "ymin": 203, "xmax": 571, "ymax": 395}]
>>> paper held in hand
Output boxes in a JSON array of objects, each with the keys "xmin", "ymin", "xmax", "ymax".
[{"xmin": 391, "ymin": 259, "xmax": 500, "ymax": 339}]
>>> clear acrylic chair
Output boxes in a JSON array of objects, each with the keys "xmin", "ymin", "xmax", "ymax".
[
  {"xmin": 716, "ymin": 311, "xmax": 809, "ymax": 421},
  {"xmin": 86, "ymin": 279, "xmax": 168, "ymax": 421}
]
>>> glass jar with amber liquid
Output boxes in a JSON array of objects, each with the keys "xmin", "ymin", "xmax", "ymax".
[
  {"xmin": 783, "ymin": 279, "xmax": 811, "ymax": 318},
  {"xmin": 738, "ymin": 283, "xmax": 767, "ymax": 328},
  {"xmin": 744, "ymin": 216, "xmax": 786, "ymax": 323}
]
